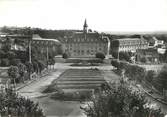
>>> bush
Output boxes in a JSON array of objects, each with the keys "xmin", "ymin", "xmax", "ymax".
[
  {"xmin": 95, "ymin": 52, "xmax": 105, "ymax": 60},
  {"xmin": 145, "ymin": 70, "xmax": 155, "ymax": 83},
  {"xmin": 62, "ymin": 53, "xmax": 68, "ymax": 59},
  {"xmin": 25, "ymin": 62, "xmax": 34, "ymax": 73},
  {"xmin": 153, "ymin": 68, "xmax": 167, "ymax": 92},
  {"xmin": 81, "ymin": 82, "xmax": 164, "ymax": 117},
  {"xmin": 0, "ymin": 88, "xmax": 45, "ymax": 117},
  {"xmin": 10, "ymin": 59, "xmax": 21, "ymax": 66},
  {"xmin": 119, "ymin": 51, "xmax": 132, "ymax": 62},
  {"xmin": 0, "ymin": 58, "xmax": 10, "ymax": 66},
  {"xmin": 111, "ymin": 60, "xmax": 146, "ymax": 82},
  {"xmin": 0, "ymin": 50, "xmax": 5, "ymax": 58},
  {"xmin": 6, "ymin": 51, "xmax": 16, "ymax": 60}
]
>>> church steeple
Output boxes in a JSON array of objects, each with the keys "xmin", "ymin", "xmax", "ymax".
[{"xmin": 83, "ymin": 19, "xmax": 88, "ymax": 33}]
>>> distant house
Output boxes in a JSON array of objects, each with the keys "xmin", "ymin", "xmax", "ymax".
[
  {"xmin": 136, "ymin": 48, "xmax": 160, "ymax": 63},
  {"xmin": 32, "ymin": 34, "xmax": 62, "ymax": 55},
  {"xmin": 147, "ymin": 36, "xmax": 164, "ymax": 47}
]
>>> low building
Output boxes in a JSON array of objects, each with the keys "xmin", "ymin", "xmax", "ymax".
[
  {"xmin": 111, "ymin": 37, "xmax": 148, "ymax": 53},
  {"xmin": 148, "ymin": 36, "xmax": 164, "ymax": 47},
  {"xmin": 136, "ymin": 48, "xmax": 160, "ymax": 63},
  {"xmin": 62, "ymin": 20, "xmax": 109, "ymax": 58}
]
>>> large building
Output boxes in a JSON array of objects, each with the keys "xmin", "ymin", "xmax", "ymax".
[
  {"xmin": 62, "ymin": 20, "xmax": 109, "ymax": 58},
  {"xmin": 111, "ymin": 37, "xmax": 148, "ymax": 53}
]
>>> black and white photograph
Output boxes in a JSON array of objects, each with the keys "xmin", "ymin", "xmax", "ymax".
[{"xmin": 0, "ymin": 0, "xmax": 167, "ymax": 117}]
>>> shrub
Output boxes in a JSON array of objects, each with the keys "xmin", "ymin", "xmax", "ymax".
[
  {"xmin": 0, "ymin": 88, "xmax": 45, "ymax": 117},
  {"xmin": 0, "ymin": 58, "xmax": 10, "ymax": 66},
  {"xmin": 25, "ymin": 62, "xmax": 34, "ymax": 74},
  {"xmin": 7, "ymin": 65, "xmax": 19, "ymax": 86},
  {"xmin": 10, "ymin": 59, "xmax": 21, "ymax": 66},
  {"xmin": 62, "ymin": 53, "xmax": 68, "ymax": 59},
  {"xmin": 6, "ymin": 51, "xmax": 16, "ymax": 60},
  {"xmin": 145, "ymin": 70, "xmax": 155, "ymax": 83},
  {"xmin": 81, "ymin": 82, "xmax": 164, "ymax": 117},
  {"xmin": 111, "ymin": 60, "xmax": 146, "ymax": 82},
  {"xmin": 0, "ymin": 50, "xmax": 5, "ymax": 58},
  {"xmin": 95, "ymin": 52, "xmax": 105, "ymax": 60}
]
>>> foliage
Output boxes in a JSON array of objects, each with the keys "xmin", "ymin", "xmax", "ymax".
[
  {"xmin": 36, "ymin": 60, "xmax": 47, "ymax": 73},
  {"xmin": 95, "ymin": 52, "xmax": 105, "ymax": 60},
  {"xmin": 6, "ymin": 51, "xmax": 16, "ymax": 60},
  {"xmin": 25, "ymin": 62, "xmax": 34, "ymax": 74},
  {"xmin": 0, "ymin": 50, "xmax": 5, "ymax": 58},
  {"xmin": 7, "ymin": 66, "xmax": 19, "ymax": 80},
  {"xmin": 82, "ymin": 82, "xmax": 164, "ymax": 117},
  {"xmin": 7, "ymin": 66, "xmax": 19, "ymax": 87},
  {"xmin": 145, "ymin": 70, "xmax": 155, "ymax": 83},
  {"xmin": 17, "ymin": 62, "xmax": 27, "ymax": 82},
  {"xmin": 1, "ymin": 38, "xmax": 12, "ymax": 52},
  {"xmin": 10, "ymin": 59, "xmax": 21, "ymax": 66},
  {"xmin": 159, "ymin": 50, "xmax": 167, "ymax": 63},
  {"xmin": 111, "ymin": 60, "xmax": 146, "ymax": 82},
  {"xmin": 0, "ymin": 88, "xmax": 45, "ymax": 117},
  {"xmin": 153, "ymin": 66, "xmax": 167, "ymax": 92},
  {"xmin": 0, "ymin": 58, "xmax": 10, "ymax": 66},
  {"xmin": 62, "ymin": 53, "xmax": 68, "ymax": 59},
  {"xmin": 140, "ymin": 57, "xmax": 147, "ymax": 63},
  {"xmin": 119, "ymin": 51, "xmax": 132, "ymax": 62},
  {"xmin": 111, "ymin": 59, "xmax": 120, "ymax": 69}
]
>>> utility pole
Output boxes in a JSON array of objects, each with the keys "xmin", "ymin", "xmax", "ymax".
[
  {"xmin": 29, "ymin": 40, "xmax": 32, "ymax": 63},
  {"xmin": 117, "ymin": 48, "xmax": 119, "ymax": 61},
  {"xmin": 46, "ymin": 46, "xmax": 49, "ymax": 69}
]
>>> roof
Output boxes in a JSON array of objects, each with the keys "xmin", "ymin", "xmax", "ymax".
[
  {"xmin": 32, "ymin": 34, "xmax": 61, "ymax": 45},
  {"xmin": 116, "ymin": 38, "xmax": 146, "ymax": 41},
  {"xmin": 64, "ymin": 32, "xmax": 108, "ymax": 43}
]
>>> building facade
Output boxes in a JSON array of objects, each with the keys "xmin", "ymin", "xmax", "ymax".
[
  {"xmin": 62, "ymin": 20, "xmax": 109, "ymax": 58},
  {"xmin": 136, "ymin": 48, "xmax": 160, "ymax": 63},
  {"xmin": 111, "ymin": 38, "xmax": 148, "ymax": 53}
]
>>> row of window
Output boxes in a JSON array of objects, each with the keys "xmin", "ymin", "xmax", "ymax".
[
  {"xmin": 65, "ymin": 43, "xmax": 104, "ymax": 47},
  {"xmin": 120, "ymin": 41, "xmax": 147, "ymax": 45},
  {"xmin": 120, "ymin": 45, "xmax": 148, "ymax": 49},
  {"xmin": 72, "ymin": 38, "xmax": 103, "ymax": 42}
]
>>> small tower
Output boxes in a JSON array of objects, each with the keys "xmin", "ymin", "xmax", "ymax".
[{"xmin": 83, "ymin": 19, "xmax": 88, "ymax": 34}]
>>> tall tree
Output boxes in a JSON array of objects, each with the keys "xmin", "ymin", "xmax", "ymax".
[{"xmin": 7, "ymin": 66, "xmax": 19, "ymax": 90}]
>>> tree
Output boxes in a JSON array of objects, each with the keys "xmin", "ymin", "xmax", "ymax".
[
  {"xmin": 1, "ymin": 37, "xmax": 12, "ymax": 52},
  {"xmin": 10, "ymin": 58, "xmax": 21, "ymax": 66},
  {"xmin": 17, "ymin": 63, "xmax": 27, "ymax": 83},
  {"xmin": 37, "ymin": 60, "xmax": 46, "ymax": 73},
  {"xmin": 95, "ymin": 52, "xmax": 105, "ymax": 60},
  {"xmin": 0, "ymin": 88, "xmax": 45, "ymax": 117},
  {"xmin": 25, "ymin": 62, "xmax": 34, "ymax": 79},
  {"xmin": 111, "ymin": 60, "xmax": 120, "ymax": 69},
  {"xmin": 7, "ymin": 66, "xmax": 19, "ymax": 90},
  {"xmin": 119, "ymin": 51, "xmax": 132, "ymax": 62},
  {"xmin": 0, "ymin": 50, "xmax": 5, "ymax": 59},
  {"xmin": 6, "ymin": 51, "xmax": 16, "ymax": 60},
  {"xmin": 82, "ymin": 82, "xmax": 164, "ymax": 117},
  {"xmin": 0, "ymin": 58, "xmax": 10, "ymax": 67},
  {"xmin": 48, "ymin": 58, "xmax": 55, "ymax": 69}
]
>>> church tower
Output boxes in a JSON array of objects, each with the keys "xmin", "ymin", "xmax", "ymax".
[{"xmin": 83, "ymin": 19, "xmax": 88, "ymax": 34}]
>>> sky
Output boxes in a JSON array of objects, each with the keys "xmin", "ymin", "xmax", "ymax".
[{"xmin": 0, "ymin": 0, "xmax": 167, "ymax": 32}]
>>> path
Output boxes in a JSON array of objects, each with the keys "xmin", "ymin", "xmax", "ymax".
[{"xmin": 17, "ymin": 67, "xmax": 86, "ymax": 117}]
